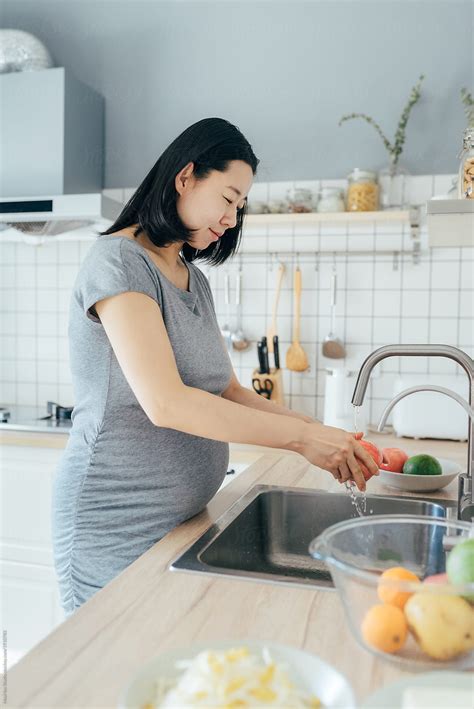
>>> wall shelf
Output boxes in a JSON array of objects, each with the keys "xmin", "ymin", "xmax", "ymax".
[
  {"xmin": 244, "ymin": 209, "xmax": 414, "ymax": 226},
  {"xmin": 240, "ymin": 208, "xmax": 422, "ymax": 263}
]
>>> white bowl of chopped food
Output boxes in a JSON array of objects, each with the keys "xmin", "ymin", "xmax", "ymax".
[{"xmin": 117, "ymin": 640, "xmax": 355, "ymax": 708}]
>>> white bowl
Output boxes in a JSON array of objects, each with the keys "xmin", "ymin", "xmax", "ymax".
[
  {"xmin": 117, "ymin": 640, "xmax": 355, "ymax": 709},
  {"xmin": 360, "ymin": 670, "xmax": 473, "ymax": 708},
  {"xmin": 378, "ymin": 457, "xmax": 462, "ymax": 492}
]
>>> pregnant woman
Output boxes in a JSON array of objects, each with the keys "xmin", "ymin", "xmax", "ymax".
[{"xmin": 52, "ymin": 117, "xmax": 378, "ymax": 617}]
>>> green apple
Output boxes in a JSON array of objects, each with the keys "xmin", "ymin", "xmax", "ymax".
[{"xmin": 447, "ymin": 538, "xmax": 474, "ymax": 602}]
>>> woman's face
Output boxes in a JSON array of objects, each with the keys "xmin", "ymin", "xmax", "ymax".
[{"xmin": 175, "ymin": 160, "xmax": 254, "ymax": 249}]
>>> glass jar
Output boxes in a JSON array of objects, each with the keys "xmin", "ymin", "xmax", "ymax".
[
  {"xmin": 267, "ymin": 198, "xmax": 290, "ymax": 214},
  {"xmin": 246, "ymin": 200, "xmax": 270, "ymax": 214},
  {"xmin": 286, "ymin": 187, "xmax": 313, "ymax": 213},
  {"xmin": 447, "ymin": 177, "xmax": 458, "ymax": 199},
  {"xmin": 346, "ymin": 169, "xmax": 379, "ymax": 211},
  {"xmin": 458, "ymin": 127, "xmax": 474, "ymax": 199},
  {"xmin": 317, "ymin": 187, "xmax": 345, "ymax": 213}
]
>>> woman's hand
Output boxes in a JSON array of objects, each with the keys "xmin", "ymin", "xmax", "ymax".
[{"xmin": 299, "ymin": 422, "xmax": 379, "ymax": 492}]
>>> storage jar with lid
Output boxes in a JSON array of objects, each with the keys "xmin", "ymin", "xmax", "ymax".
[
  {"xmin": 458, "ymin": 127, "xmax": 474, "ymax": 199},
  {"xmin": 317, "ymin": 187, "xmax": 345, "ymax": 213},
  {"xmin": 286, "ymin": 187, "xmax": 313, "ymax": 213},
  {"xmin": 346, "ymin": 169, "xmax": 379, "ymax": 211}
]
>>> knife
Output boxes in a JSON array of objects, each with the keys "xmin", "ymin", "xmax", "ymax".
[
  {"xmin": 273, "ymin": 335, "xmax": 280, "ymax": 370},
  {"xmin": 261, "ymin": 338, "xmax": 270, "ymax": 374},
  {"xmin": 257, "ymin": 341, "xmax": 267, "ymax": 374}
]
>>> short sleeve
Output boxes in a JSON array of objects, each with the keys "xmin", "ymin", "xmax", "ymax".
[{"xmin": 74, "ymin": 238, "xmax": 163, "ymax": 323}]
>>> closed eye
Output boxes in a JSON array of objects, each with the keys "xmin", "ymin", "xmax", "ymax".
[{"xmin": 224, "ymin": 196, "xmax": 246, "ymax": 211}]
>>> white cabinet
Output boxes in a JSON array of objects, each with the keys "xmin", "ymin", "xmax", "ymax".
[
  {"xmin": 219, "ymin": 461, "xmax": 255, "ymax": 489},
  {"xmin": 0, "ymin": 435, "xmax": 262, "ymax": 669},
  {"xmin": 0, "ymin": 561, "xmax": 64, "ymax": 669},
  {"xmin": 0, "ymin": 442, "xmax": 66, "ymax": 669}
]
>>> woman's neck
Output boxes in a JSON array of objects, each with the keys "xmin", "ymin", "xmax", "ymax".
[{"xmin": 131, "ymin": 224, "xmax": 186, "ymax": 274}]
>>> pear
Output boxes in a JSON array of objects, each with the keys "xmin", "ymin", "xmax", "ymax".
[{"xmin": 405, "ymin": 592, "xmax": 474, "ymax": 661}]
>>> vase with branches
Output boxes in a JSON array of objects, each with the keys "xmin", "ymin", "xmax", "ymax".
[
  {"xmin": 339, "ymin": 75, "xmax": 425, "ymax": 208},
  {"xmin": 461, "ymin": 88, "xmax": 474, "ymax": 128}
]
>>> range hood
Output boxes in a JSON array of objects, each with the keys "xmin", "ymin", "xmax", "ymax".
[
  {"xmin": 0, "ymin": 192, "xmax": 122, "ymax": 243},
  {"xmin": 0, "ymin": 67, "xmax": 122, "ymax": 243}
]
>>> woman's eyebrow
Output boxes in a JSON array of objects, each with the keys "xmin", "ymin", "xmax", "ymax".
[{"xmin": 226, "ymin": 185, "xmax": 243, "ymax": 197}]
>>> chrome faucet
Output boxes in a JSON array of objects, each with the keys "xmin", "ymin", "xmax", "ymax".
[
  {"xmin": 351, "ymin": 344, "xmax": 474, "ymax": 521},
  {"xmin": 378, "ymin": 385, "xmax": 474, "ymax": 426}
]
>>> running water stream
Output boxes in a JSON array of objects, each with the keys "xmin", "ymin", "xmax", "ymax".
[{"xmin": 343, "ymin": 405, "xmax": 368, "ymax": 517}]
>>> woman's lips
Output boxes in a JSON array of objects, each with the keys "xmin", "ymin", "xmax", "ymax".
[{"xmin": 209, "ymin": 228, "xmax": 220, "ymax": 241}]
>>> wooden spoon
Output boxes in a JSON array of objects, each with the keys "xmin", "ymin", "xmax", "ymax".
[
  {"xmin": 266, "ymin": 262, "xmax": 285, "ymax": 353},
  {"xmin": 286, "ymin": 266, "xmax": 309, "ymax": 372}
]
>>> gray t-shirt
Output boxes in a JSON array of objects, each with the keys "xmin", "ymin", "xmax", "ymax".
[{"xmin": 52, "ymin": 235, "xmax": 233, "ymax": 616}]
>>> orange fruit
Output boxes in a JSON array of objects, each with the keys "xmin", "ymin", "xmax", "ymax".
[
  {"xmin": 377, "ymin": 566, "xmax": 420, "ymax": 608},
  {"xmin": 361, "ymin": 604, "xmax": 408, "ymax": 654}
]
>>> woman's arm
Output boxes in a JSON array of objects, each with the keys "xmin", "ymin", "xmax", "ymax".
[
  {"xmin": 221, "ymin": 373, "xmax": 317, "ymax": 424},
  {"xmin": 94, "ymin": 292, "xmax": 377, "ymax": 490}
]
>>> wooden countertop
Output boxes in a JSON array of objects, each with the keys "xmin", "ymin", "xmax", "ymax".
[{"xmin": 5, "ymin": 433, "xmax": 468, "ymax": 707}]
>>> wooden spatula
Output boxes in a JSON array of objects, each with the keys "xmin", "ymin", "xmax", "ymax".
[
  {"xmin": 286, "ymin": 266, "xmax": 309, "ymax": 372},
  {"xmin": 266, "ymin": 262, "xmax": 285, "ymax": 353}
]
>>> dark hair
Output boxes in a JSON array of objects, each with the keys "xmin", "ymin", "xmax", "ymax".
[{"xmin": 98, "ymin": 117, "xmax": 259, "ymax": 265}]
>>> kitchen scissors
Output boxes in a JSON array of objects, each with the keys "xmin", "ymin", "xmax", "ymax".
[{"xmin": 252, "ymin": 378, "xmax": 274, "ymax": 400}]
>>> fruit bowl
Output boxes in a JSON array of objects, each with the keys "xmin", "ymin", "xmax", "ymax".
[
  {"xmin": 309, "ymin": 515, "xmax": 474, "ymax": 671},
  {"xmin": 378, "ymin": 457, "xmax": 462, "ymax": 492}
]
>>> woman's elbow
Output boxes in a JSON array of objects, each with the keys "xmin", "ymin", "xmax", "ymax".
[{"xmin": 149, "ymin": 386, "xmax": 188, "ymax": 427}]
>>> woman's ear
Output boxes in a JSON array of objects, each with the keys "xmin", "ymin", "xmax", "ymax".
[{"xmin": 175, "ymin": 161, "xmax": 194, "ymax": 195}]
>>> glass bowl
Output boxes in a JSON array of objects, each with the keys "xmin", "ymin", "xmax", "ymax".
[{"xmin": 309, "ymin": 515, "xmax": 474, "ymax": 671}]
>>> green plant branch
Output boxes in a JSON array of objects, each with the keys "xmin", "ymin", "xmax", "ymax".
[
  {"xmin": 338, "ymin": 74, "xmax": 425, "ymax": 167},
  {"xmin": 461, "ymin": 88, "xmax": 474, "ymax": 127},
  {"xmin": 338, "ymin": 113, "xmax": 392, "ymax": 152}
]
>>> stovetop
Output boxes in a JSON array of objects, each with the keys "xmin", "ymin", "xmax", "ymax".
[{"xmin": 0, "ymin": 403, "xmax": 73, "ymax": 434}]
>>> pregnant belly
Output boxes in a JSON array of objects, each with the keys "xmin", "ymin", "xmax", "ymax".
[{"xmin": 75, "ymin": 432, "xmax": 229, "ymax": 535}]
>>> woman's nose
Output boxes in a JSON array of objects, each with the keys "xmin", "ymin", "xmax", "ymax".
[{"xmin": 222, "ymin": 207, "xmax": 238, "ymax": 229}]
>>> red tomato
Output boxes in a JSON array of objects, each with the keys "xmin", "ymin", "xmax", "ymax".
[
  {"xmin": 358, "ymin": 440, "xmax": 383, "ymax": 480},
  {"xmin": 380, "ymin": 447, "xmax": 409, "ymax": 473}
]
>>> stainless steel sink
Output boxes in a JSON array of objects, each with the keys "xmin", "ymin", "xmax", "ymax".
[{"xmin": 170, "ymin": 485, "xmax": 456, "ymax": 589}]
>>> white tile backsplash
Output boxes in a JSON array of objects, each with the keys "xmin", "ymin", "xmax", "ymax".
[
  {"xmin": 460, "ymin": 291, "xmax": 473, "ymax": 319},
  {"xmin": 428, "ymin": 318, "xmax": 459, "ymax": 344},
  {"xmin": 460, "ymin": 260, "xmax": 474, "ymax": 290},
  {"xmin": 36, "ymin": 313, "xmax": 58, "ymax": 337},
  {"xmin": 430, "ymin": 290, "xmax": 460, "ymax": 318},
  {"xmin": 345, "ymin": 316, "xmax": 372, "ymax": 344},
  {"xmin": 401, "ymin": 290, "xmax": 431, "ymax": 317},
  {"xmin": 36, "ymin": 265, "xmax": 57, "ymax": 288},
  {"xmin": 345, "ymin": 290, "xmax": 373, "ymax": 317},
  {"xmin": 1, "ymin": 174, "xmax": 472, "ymax": 428},
  {"xmin": 400, "ymin": 317, "xmax": 430, "ymax": 343},
  {"xmin": 373, "ymin": 291, "xmax": 401, "ymax": 317},
  {"xmin": 15, "ymin": 337, "xmax": 36, "ymax": 359},
  {"xmin": 430, "ymin": 260, "xmax": 460, "ymax": 287},
  {"xmin": 16, "ymin": 313, "xmax": 37, "ymax": 336}
]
